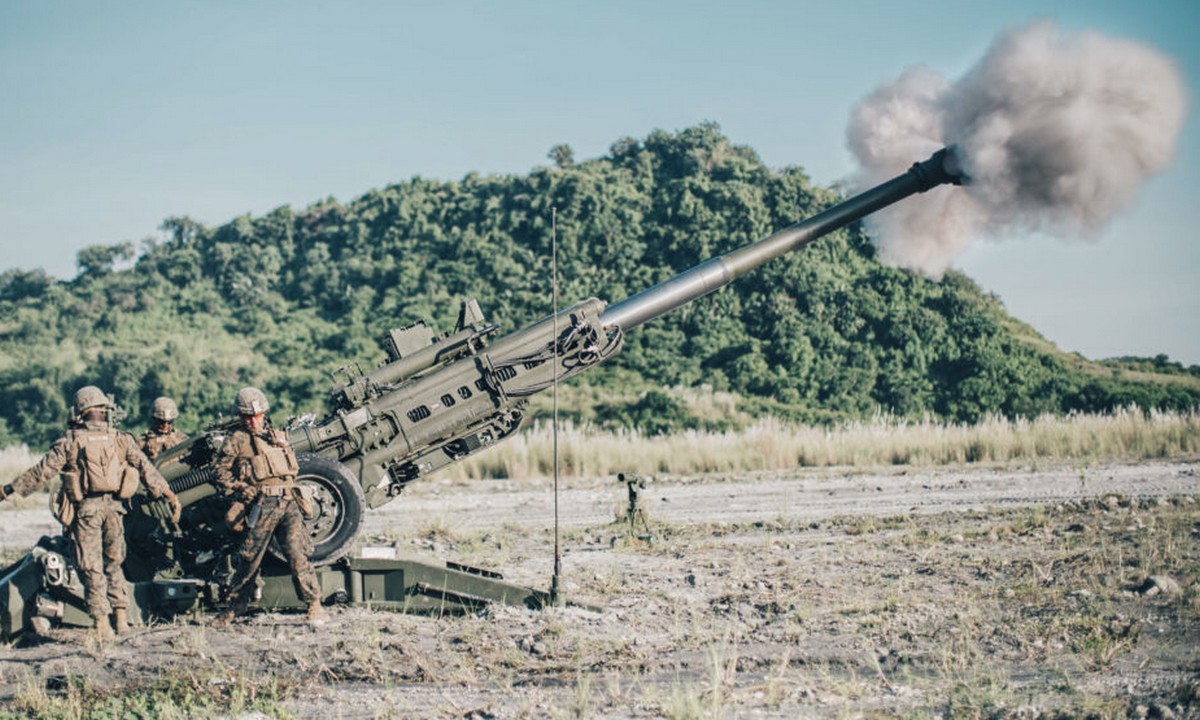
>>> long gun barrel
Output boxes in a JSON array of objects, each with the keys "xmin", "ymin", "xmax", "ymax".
[{"xmin": 601, "ymin": 146, "xmax": 962, "ymax": 330}]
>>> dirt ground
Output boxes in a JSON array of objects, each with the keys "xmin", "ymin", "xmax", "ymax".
[{"xmin": 1, "ymin": 458, "xmax": 1198, "ymax": 718}]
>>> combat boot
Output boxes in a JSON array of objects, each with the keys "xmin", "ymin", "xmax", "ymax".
[
  {"xmin": 91, "ymin": 614, "xmax": 113, "ymax": 642},
  {"xmin": 306, "ymin": 601, "xmax": 328, "ymax": 626},
  {"xmin": 112, "ymin": 609, "xmax": 129, "ymax": 635}
]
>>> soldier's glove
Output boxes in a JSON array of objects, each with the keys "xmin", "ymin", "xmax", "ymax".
[
  {"xmin": 235, "ymin": 483, "xmax": 258, "ymax": 502},
  {"xmin": 163, "ymin": 490, "xmax": 182, "ymax": 524}
]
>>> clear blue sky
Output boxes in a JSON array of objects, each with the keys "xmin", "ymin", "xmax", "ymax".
[{"xmin": 1, "ymin": 0, "xmax": 1196, "ymax": 363}]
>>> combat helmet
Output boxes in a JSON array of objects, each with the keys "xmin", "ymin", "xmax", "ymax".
[
  {"xmin": 74, "ymin": 386, "xmax": 110, "ymax": 414},
  {"xmin": 234, "ymin": 387, "xmax": 270, "ymax": 416},
  {"xmin": 151, "ymin": 396, "xmax": 179, "ymax": 422}
]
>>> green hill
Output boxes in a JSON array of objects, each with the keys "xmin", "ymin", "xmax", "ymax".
[{"xmin": 2, "ymin": 123, "xmax": 1197, "ymax": 450}]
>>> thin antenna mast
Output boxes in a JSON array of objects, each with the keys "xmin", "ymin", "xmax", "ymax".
[{"xmin": 550, "ymin": 206, "xmax": 563, "ymax": 606}]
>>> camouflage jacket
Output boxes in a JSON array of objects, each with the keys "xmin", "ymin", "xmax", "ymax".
[
  {"xmin": 9, "ymin": 422, "xmax": 171, "ymax": 499},
  {"xmin": 213, "ymin": 428, "xmax": 300, "ymax": 494},
  {"xmin": 138, "ymin": 428, "xmax": 188, "ymax": 461}
]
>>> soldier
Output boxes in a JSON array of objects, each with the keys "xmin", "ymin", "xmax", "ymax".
[
  {"xmin": 138, "ymin": 396, "xmax": 187, "ymax": 461},
  {"xmin": 0, "ymin": 386, "xmax": 181, "ymax": 640},
  {"xmin": 213, "ymin": 387, "xmax": 327, "ymax": 626}
]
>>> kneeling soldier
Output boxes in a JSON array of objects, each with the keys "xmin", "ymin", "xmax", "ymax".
[
  {"xmin": 213, "ymin": 387, "xmax": 327, "ymax": 626},
  {"xmin": 0, "ymin": 386, "xmax": 181, "ymax": 640}
]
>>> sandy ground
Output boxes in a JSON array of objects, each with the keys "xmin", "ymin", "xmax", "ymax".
[
  {"xmin": 367, "ymin": 459, "xmax": 1200, "ymax": 535},
  {"xmin": 1, "ymin": 458, "xmax": 1198, "ymax": 718}
]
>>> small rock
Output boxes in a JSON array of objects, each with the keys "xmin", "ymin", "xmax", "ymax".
[
  {"xmin": 1138, "ymin": 575, "xmax": 1182, "ymax": 599},
  {"xmin": 1151, "ymin": 703, "xmax": 1176, "ymax": 720}
]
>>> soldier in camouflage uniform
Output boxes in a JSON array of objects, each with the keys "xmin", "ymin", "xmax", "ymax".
[
  {"xmin": 213, "ymin": 387, "xmax": 327, "ymax": 626},
  {"xmin": 138, "ymin": 396, "xmax": 187, "ymax": 461},
  {"xmin": 0, "ymin": 386, "xmax": 181, "ymax": 640}
]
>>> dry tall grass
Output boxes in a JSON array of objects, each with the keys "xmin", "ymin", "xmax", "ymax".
[
  {"xmin": 446, "ymin": 407, "xmax": 1200, "ymax": 480},
  {"xmin": 2, "ymin": 408, "xmax": 1194, "ymax": 484}
]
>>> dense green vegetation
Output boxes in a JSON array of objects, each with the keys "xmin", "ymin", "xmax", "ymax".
[{"xmin": 2, "ymin": 123, "xmax": 1197, "ymax": 450}]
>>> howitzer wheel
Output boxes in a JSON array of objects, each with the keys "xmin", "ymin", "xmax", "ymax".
[{"xmin": 269, "ymin": 453, "xmax": 364, "ymax": 566}]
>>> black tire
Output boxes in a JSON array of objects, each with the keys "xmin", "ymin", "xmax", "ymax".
[{"xmin": 268, "ymin": 453, "xmax": 364, "ymax": 566}]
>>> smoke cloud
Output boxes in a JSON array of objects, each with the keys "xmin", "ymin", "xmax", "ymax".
[{"xmin": 847, "ymin": 20, "xmax": 1188, "ymax": 278}]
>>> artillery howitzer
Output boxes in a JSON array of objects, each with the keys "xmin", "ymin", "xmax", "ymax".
[{"xmin": 1, "ymin": 148, "xmax": 961, "ymax": 638}]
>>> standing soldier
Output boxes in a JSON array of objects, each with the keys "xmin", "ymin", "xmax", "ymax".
[
  {"xmin": 0, "ymin": 386, "xmax": 181, "ymax": 640},
  {"xmin": 213, "ymin": 387, "xmax": 327, "ymax": 626},
  {"xmin": 138, "ymin": 396, "xmax": 187, "ymax": 461}
]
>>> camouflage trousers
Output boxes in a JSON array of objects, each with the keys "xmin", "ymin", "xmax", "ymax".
[
  {"xmin": 71, "ymin": 495, "xmax": 129, "ymax": 617},
  {"xmin": 225, "ymin": 497, "xmax": 320, "ymax": 611}
]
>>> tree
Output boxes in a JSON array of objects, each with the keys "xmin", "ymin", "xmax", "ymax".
[
  {"xmin": 76, "ymin": 242, "xmax": 135, "ymax": 278},
  {"xmin": 548, "ymin": 144, "xmax": 575, "ymax": 169},
  {"xmin": 0, "ymin": 268, "xmax": 53, "ymax": 301}
]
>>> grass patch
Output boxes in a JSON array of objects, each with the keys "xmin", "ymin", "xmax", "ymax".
[{"xmin": 9, "ymin": 667, "xmax": 296, "ymax": 719}]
